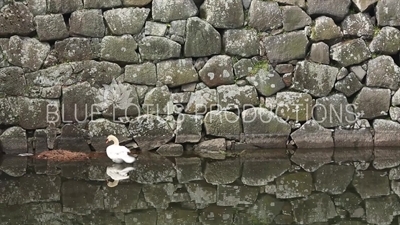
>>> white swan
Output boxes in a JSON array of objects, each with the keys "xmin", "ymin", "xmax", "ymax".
[
  {"xmin": 106, "ymin": 164, "xmax": 135, "ymax": 187},
  {"xmin": 106, "ymin": 135, "xmax": 136, "ymax": 163}
]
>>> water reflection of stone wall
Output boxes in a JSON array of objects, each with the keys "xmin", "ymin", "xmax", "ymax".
[{"xmin": 2, "ymin": 148, "xmax": 400, "ymax": 224}]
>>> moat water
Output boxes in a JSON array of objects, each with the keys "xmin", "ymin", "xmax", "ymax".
[{"xmin": 1, "ymin": 147, "xmax": 400, "ymax": 225}]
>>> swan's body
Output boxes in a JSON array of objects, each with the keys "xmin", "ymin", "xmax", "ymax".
[
  {"xmin": 106, "ymin": 135, "xmax": 136, "ymax": 163},
  {"xmin": 106, "ymin": 164, "xmax": 135, "ymax": 187}
]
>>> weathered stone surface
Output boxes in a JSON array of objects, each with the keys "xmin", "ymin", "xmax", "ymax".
[
  {"xmin": 104, "ymin": 7, "xmax": 149, "ymax": 35},
  {"xmin": 242, "ymin": 107, "xmax": 290, "ymax": 148},
  {"xmin": 88, "ymin": 118, "xmax": 130, "ymax": 151},
  {"xmin": 390, "ymin": 106, "xmax": 400, "ymax": 122},
  {"xmin": 18, "ymin": 98, "xmax": 60, "ymax": 129},
  {"xmin": 292, "ymin": 193, "xmax": 337, "ymax": 224},
  {"xmin": 124, "ymin": 62, "xmax": 156, "ymax": 86},
  {"xmin": 62, "ymin": 180, "xmax": 103, "ymax": 215},
  {"xmin": 282, "ymin": 6, "xmax": 311, "ymax": 32},
  {"xmin": 334, "ymin": 129, "xmax": 374, "ymax": 148},
  {"xmin": 74, "ymin": 61, "xmax": 121, "ymax": 88},
  {"xmin": 83, "ymin": 0, "xmax": 122, "ymax": 8},
  {"xmin": 376, "ymin": 0, "xmax": 400, "ymax": 26},
  {"xmin": 100, "ymin": 35, "xmax": 139, "ymax": 63},
  {"xmin": 291, "ymin": 120, "xmax": 334, "ymax": 148},
  {"xmin": 291, "ymin": 148, "xmax": 334, "ymax": 172},
  {"xmin": 186, "ymin": 182, "xmax": 216, "ymax": 208},
  {"xmin": 352, "ymin": 0, "xmax": 378, "ymax": 12},
  {"xmin": 216, "ymin": 84, "xmax": 258, "ymax": 110},
  {"xmin": 0, "ymin": 67, "xmax": 27, "ymax": 96},
  {"xmin": 314, "ymin": 165, "xmax": 354, "ymax": 195},
  {"xmin": 0, "ymin": 155, "xmax": 27, "ymax": 178},
  {"xmin": 0, "ymin": 127, "xmax": 27, "ymax": 154},
  {"xmin": 223, "ymin": 29, "xmax": 258, "ymax": 57},
  {"xmin": 335, "ymin": 72, "xmax": 363, "ymax": 97},
  {"xmin": 185, "ymin": 88, "xmax": 217, "ymax": 114},
  {"xmin": 276, "ymin": 172, "xmax": 312, "ymax": 199},
  {"xmin": 263, "ymin": 31, "xmax": 309, "ymax": 63},
  {"xmin": 34, "ymin": 14, "xmax": 69, "ymax": 41},
  {"xmin": 311, "ymin": 16, "xmax": 343, "ymax": 41},
  {"xmin": 139, "ymin": 36, "xmax": 181, "ymax": 61},
  {"xmin": 145, "ymin": 21, "xmax": 167, "ymax": 37},
  {"xmin": 307, "ymin": 0, "xmax": 351, "ymax": 21},
  {"xmin": 200, "ymin": 0, "xmax": 244, "ymax": 28},
  {"xmin": 204, "ymin": 111, "xmax": 242, "ymax": 140},
  {"xmin": 194, "ymin": 138, "xmax": 226, "ymax": 160},
  {"xmin": 175, "ymin": 114, "xmax": 203, "ymax": 143},
  {"xmin": 157, "ymin": 209, "xmax": 198, "ymax": 225},
  {"xmin": 217, "ymin": 184, "xmax": 258, "ymax": 206},
  {"xmin": 373, "ymin": 147, "xmax": 400, "ymax": 169},
  {"xmin": 199, "ymin": 55, "xmax": 234, "ymax": 88},
  {"xmin": 367, "ymin": 55, "xmax": 400, "ymax": 90},
  {"xmin": 171, "ymin": 93, "xmax": 190, "ymax": 104},
  {"xmin": 55, "ymin": 38, "xmax": 101, "ymax": 63},
  {"xmin": 129, "ymin": 115, "xmax": 174, "ymax": 150},
  {"xmin": 353, "ymin": 87, "xmax": 390, "ymax": 119},
  {"xmin": 122, "ymin": 0, "xmax": 151, "ymax": 6},
  {"xmin": 184, "ymin": 17, "xmax": 221, "ymax": 57},
  {"xmin": 156, "ymin": 144, "xmax": 183, "ymax": 157},
  {"xmin": 371, "ymin": 27, "xmax": 400, "ymax": 57},
  {"xmin": 175, "ymin": 157, "xmax": 203, "ymax": 183},
  {"xmin": 6, "ymin": 36, "xmax": 50, "ymax": 71},
  {"xmin": 352, "ymin": 170, "xmax": 390, "ymax": 199},
  {"xmin": 393, "ymin": 89, "xmax": 400, "ymax": 106},
  {"xmin": 204, "ymin": 158, "xmax": 240, "ymax": 185},
  {"xmin": 104, "ymin": 179, "xmax": 141, "ymax": 211},
  {"xmin": 125, "ymin": 210, "xmax": 157, "ymax": 225},
  {"xmin": 130, "ymin": 153, "xmax": 176, "ymax": 184},
  {"xmin": 157, "ymin": 59, "xmax": 198, "ymax": 87},
  {"xmin": 47, "ymin": 0, "xmax": 83, "ymax": 14},
  {"xmin": 390, "ymin": 166, "xmax": 400, "ymax": 180},
  {"xmin": 143, "ymin": 85, "xmax": 173, "ymax": 115},
  {"xmin": 199, "ymin": 206, "xmax": 234, "ymax": 225},
  {"xmin": 54, "ymin": 124, "xmax": 91, "ymax": 152},
  {"xmin": 373, "ymin": 119, "xmax": 400, "ymax": 147},
  {"xmin": 27, "ymin": 0, "xmax": 47, "ymax": 15},
  {"xmin": 276, "ymin": 91, "xmax": 313, "ymax": 122},
  {"xmin": 0, "ymin": 97, "xmax": 20, "ymax": 126},
  {"xmin": 62, "ymin": 82, "xmax": 96, "ymax": 122},
  {"xmin": 246, "ymin": 68, "xmax": 285, "ymax": 97},
  {"xmin": 235, "ymin": 195, "xmax": 284, "ymax": 224},
  {"xmin": 233, "ymin": 59, "xmax": 254, "ymax": 79},
  {"xmin": 142, "ymin": 183, "xmax": 175, "ymax": 209},
  {"xmin": 249, "ymin": 0, "xmax": 282, "ymax": 31},
  {"xmin": 342, "ymin": 13, "xmax": 374, "ymax": 39},
  {"xmin": 334, "ymin": 192, "xmax": 363, "ymax": 217},
  {"xmin": 242, "ymin": 151, "xmax": 291, "ymax": 186},
  {"xmin": 330, "ymin": 38, "xmax": 371, "ymax": 67},
  {"xmin": 365, "ymin": 195, "xmax": 400, "ymax": 225},
  {"xmin": 309, "ymin": 42, "xmax": 330, "ymax": 65},
  {"xmin": 292, "ymin": 61, "xmax": 338, "ymax": 97},
  {"xmin": 152, "ymin": 0, "xmax": 197, "ymax": 22},
  {"xmin": 314, "ymin": 94, "xmax": 356, "ymax": 128},
  {"xmin": 69, "ymin": 9, "xmax": 105, "ymax": 38},
  {"xmin": 0, "ymin": 3, "xmax": 35, "ymax": 36}
]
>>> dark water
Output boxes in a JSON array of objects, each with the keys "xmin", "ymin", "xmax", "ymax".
[{"xmin": 1, "ymin": 147, "xmax": 400, "ymax": 225}]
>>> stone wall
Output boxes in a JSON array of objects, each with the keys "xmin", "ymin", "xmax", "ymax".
[
  {"xmin": 2, "ymin": 149, "xmax": 400, "ymax": 224},
  {"xmin": 1, "ymin": 0, "xmax": 400, "ymax": 153}
]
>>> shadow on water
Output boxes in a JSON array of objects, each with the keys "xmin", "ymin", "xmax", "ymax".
[{"xmin": 1, "ymin": 147, "xmax": 400, "ymax": 224}]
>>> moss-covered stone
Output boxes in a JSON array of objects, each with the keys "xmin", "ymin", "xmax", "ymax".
[
  {"xmin": 330, "ymin": 38, "xmax": 371, "ymax": 67},
  {"xmin": 276, "ymin": 172, "xmax": 313, "ymax": 199}
]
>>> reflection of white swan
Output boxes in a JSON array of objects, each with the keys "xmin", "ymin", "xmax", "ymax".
[
  {"xmin": 106, "ymin": 135, "xmax": 136, "ymax": 163},
  {"xmin": 106, "ymin": 164, "xmax": 135, "ymax": 188}
]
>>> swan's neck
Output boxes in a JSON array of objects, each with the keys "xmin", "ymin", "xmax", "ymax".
[{"xmin": 110, "ymin": 136, "xmax": 119, "ymax": 145}]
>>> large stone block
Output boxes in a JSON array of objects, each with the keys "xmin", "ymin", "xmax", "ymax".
[
  {"xmin": 281, "ymin": 6, "xmax": 311, "ymax": 32},
  {"xmin": 104, "ymin": 7, "xmax": 149, "ymax": 35},
  {"xmin": 139, "ymin": 36, "xmax": 181, "ymax": 61},
  {"xmin": 100, "ymin": 35, "xmax": 139, "ymax": 63},
  {"xmin": 330, "ymin": 38, "xmax": 371, "ymax": 67},
  {"xmin": 204, "ymin": 111, "xmax": 242, "ymax": 140},
  {"xmin": 310, "ymin": 16, "xmax": 343, "ymax": 41},
  {"xmin": 276, "ymin": 91, "xmax": 313, "ymax": 121},
  {"xmin": 290, "ymin": 120, "xmax": 334, "ymax": 148},
  {"xmin": 292, "ymin": 61, "xmax": 338, "ymax": 97},
  {"xmin": 152, "ymin": 0, "xmax": 198, "ymax": 22},
  {"xmin": 47, "ymin": 0, "xmax": 83, "ymax": 14},
  {"xmin": 291, "ymin": 148, "xmax": 334, "ymax": 172},
  {"xmin": 223, "ymin": 29, "xmax": 259, "ymax": 57},
  {"xmin": 0, "ymin": 67, "xmax": 27, "ymax": 96},
  {"xmin": 184, "ymin": 17, "xmax": 221, "ymax": 57},
  {"xmin": 373, "ymin": 119, "xmax": 400, "ymax": 147},
  {"xmin": 83, "ymin": 0, "xmax": 122, "ymax": 8},
  {"xmin": 246, "ymin": 68, "xmax": 285, "ymax": 97},
  {"xmin": 157, "ymin": 59, "xmax": 198, "ymax": 87},
  {"xmin": 175, "ymin": 114, "xmax": 203, "ymax": 143},
  {"xmin": 276, "ymin": 172, "xmax": 313, "ymax": 199},
  {"xmin": 262, "ymin": 31, "xmax": 309, "ymax": 64},
  {"xmin": 69, "ymin": 9, "xmax": 105, "ymax": 38},
  {"xmin": 6, "ymin": 36, "xmax": 50, "ymax": 71},
  {"xmin": 367, "ymin": 55, "xmax": 400, "ymax": 90},
  {"xmin": 175, "ymin": 157, "xmax": 203, "ymax": 183},
  {"xmin": 199, "ymin": 55, "xmax": 235, "ymax": 88},
  {"xmin": 18, "ymin": 98, "xmax": 60, "ymax": 129},
  {"xmin": 352, "ymin": 170, "xmax": 390, "ymax": 199},
  {"xmin": 353, "ymin": 87, "xmax": 390, "ymax": 119},
  {"xmin": 55, "ymin": 38, "xmax": 101, "ymax": 63},
  {"xmin": 129, "ymin": 115, "xmax": 175, "ymax": 150},
  {"xmin": 376, "ymin": 0, "xmax": 400, "ymax": 26},
  {"xmin": 307, "ymin": 0, "xmax": 351, "ymax": 21},
  {"xmin": 292, "ymin": 193, "xmax": 337, "ymax": 224},
  {"xmin": 54, "ymin": 124, "xmax": 91, "ymax": 152},
  {"xmin": 342, "ymin": 13, "xmax": 374, "ymax": 39},
  {"xmin": 200, "ymin": 0, "xmax": 244, "ymax": 28},
  {"xmin": 34, "ymin": 14, "xmax": 69, "ymax": 41},
  {"xmin": 88, "ymin": 118, "xmax": 131, "ymax": 151},
  {"xmin": 61, "ymin": 82, "xmax": 96, "ymax": 123},
  {"xmin": 314, "ymin": 165, "xmax": 354, "ymax": 195},
  {"xmin": 248, "ymin": 0, "xmax": 282, "ymax": 31},
  {"xmin": 0, "ymin": 3, "xmax": 35, "ymax": 36},
  {"xmin": 313, "ymin": 94, "xmax": 356, "ymax": 128},
  {"xmin": 217, "ymin": 85, "xmax": 259, "ymax": 110},
  {"xmin": 334, "ymin": 129, "xmax": 373, "ymax": 148},
  {"xmin": 204, "ymin": 158, "xmax": 241, "ymax": 185},
  {"xmin": 0, "ymin": 126, "xmax": 27, "ymax": 154}
]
